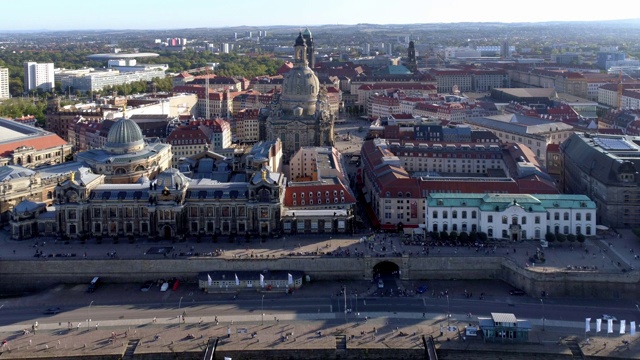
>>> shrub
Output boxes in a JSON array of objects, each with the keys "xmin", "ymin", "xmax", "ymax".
[{"xmin": 545, "ymin": 232, "xmax": 556, "ymax": 242}]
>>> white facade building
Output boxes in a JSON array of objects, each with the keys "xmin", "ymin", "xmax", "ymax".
[
  {"xmin": 425, "ymin": 193, "xmax": 597, "ymax": 241},
  {"xmin": 0, "ymin": 67, "xmax": 9, "ymax": 99},
  {"xmin": 24, "ymin": 62, "xmax": 55, "ymax": 92}
]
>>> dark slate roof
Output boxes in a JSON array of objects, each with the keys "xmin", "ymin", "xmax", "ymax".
[{"xmin": 561, "ymin": 133, "xmax": 640, "ymax": 186}]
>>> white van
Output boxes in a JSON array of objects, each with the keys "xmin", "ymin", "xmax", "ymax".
[{"xmin": 87, "ymin": 277, "xmax": 100, "ymax": 293}]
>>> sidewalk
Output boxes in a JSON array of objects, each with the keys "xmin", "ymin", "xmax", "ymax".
[{"xmin": 1, "ymin": 309, "xmax": 636, "ymax": 359}]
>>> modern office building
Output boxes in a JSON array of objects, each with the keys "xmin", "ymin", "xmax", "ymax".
[
  {"xmin": 23, "ymin": 62, "xmax": 54, "ymax": 92},
  {"xmin": 0, "ymin": 67, "xmax": 9, "ymax": 99}
]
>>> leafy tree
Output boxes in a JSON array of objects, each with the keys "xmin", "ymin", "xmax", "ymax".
[
  {"xmin": 556, "ymin": 233, "xmax": 567, "ymax": 244},
  {"xmin": 577, "ymin": 233, "xmax": 586, "ymax": 245},
  {"xmin": 9, "ymin": 79, "xmax": 23, "ymax": 96},
  {"xmin": 439, "ymin": 231, "xmax": 449, "ymax": 241},
  {"xmin": 567, "ymin": 234, "xmax": 576, "ymax": 244},
  {"xmin": 545, "ymin": 232, "xmax": 556, "ymax": 243},
  {"xmin": 449, "ymin": 231, "xmax": 458, "ymax": 242},
  {"xmin": 0, "ymin": 98, "xmax": 47, "ymax": 121},
  {"xmin": 458, "ymin": 231, "xmax": 469, "ymax": 244},
  {"xmin": 477, "ymin": 232, "xmax": 488, "ymax": 242}
]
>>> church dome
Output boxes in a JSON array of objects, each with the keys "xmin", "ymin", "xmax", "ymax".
[
  {"xmin": 280, "ymin": 65, "xmax": 319, "ymax": 114},
  {"xmin": 104, "ymin": 118, "xmax": 145, "ymax": 154}
]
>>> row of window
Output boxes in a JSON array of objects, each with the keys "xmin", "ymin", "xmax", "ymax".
[
  {"xmin": 430, "ymin": 211, "xmax": 592, "ymax": 223},
  {"xmin": 293, "ymin": 197, "xmax": 345, "ymax": 206},
  {"xmin": 292, "ymin": 190, "xmax": 344, "ymax": 199},
  {"xmin": 432, "ymin": 210, "xmax": 478, "ymax": 219},
  {"xmin": 429, "ymin": 224, "xmax": 593, "ymax": 237}
]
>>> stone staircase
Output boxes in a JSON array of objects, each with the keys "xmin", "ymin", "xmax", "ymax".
[
  {"xmin": 121, "ymin": 339, "xmax": 139, "ymax": 359},
  {"xmin": 564, "ymin": 339, "xmax": 585, "ymax": 359},
  {"xmin": 335, "ymin": 335, "xmax": 347, "ymax": 351}
]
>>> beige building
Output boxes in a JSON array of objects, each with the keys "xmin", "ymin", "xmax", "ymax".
[
  {"xmin": 0, "ymin": 117, "xmax": 72, "ymax": 169},
  {"xmin": 465, "ymin": 114, "xmax": 574, "ymax": 165}
]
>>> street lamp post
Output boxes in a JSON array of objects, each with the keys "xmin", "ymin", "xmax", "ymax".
[
  {"xmin": 87, "ymin": 300, "xmax": 94, "ymax": 330},
  {"xmin": 261, "ymin": 295, "xmax": 265, "ymax": 325},
  {"xmin": 179, "ymin": 296, "xmax": 184, "ymax": 309},
  {"xmin": 540, "ymin": 298, "xmax": 545, "ymax": 331},
  {"xmin": 446, "ymin": 295, "xmax": 450, "ymax": 327},
  {"xmin": 355, "ymin": 294, "xmax": 358, "ymax": 316},
  {"xmin": 344, "ymin": 286, "xmax": 347, "ymax": 322}
]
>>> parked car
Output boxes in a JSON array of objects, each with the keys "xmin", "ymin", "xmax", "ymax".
[
  {"xmin": 43, "ymin": 307, "xmax": 62, "ymax": 315},
  {"xmin": 509, "ymin": 289, "xmax": 526, "ymax": 296},
  {"xmin": 602, "ymin": 314, "xmax": 617, "ymax": 321},
  {"xmin": 140, "ymin": 281, "xmax": 154, "ymax": 292},
  {"xmin": 416, "ymin": 285, "xmax": 428, "ymax": 294},
  {"xmin": 160, "ymin": 282, "xmax": 169, "ymax": 292}
]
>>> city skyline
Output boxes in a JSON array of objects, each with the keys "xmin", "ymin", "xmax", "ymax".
[{"xmin": 1, "ymin": 0, "xmax": 638, "ymax": 31}]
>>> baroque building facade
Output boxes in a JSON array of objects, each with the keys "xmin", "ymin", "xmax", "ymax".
[{"xmin": 265, "ymin": 32, "xmax": 335, "ymax": 160}]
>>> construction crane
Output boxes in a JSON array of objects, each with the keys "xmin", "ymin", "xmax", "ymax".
[{"xmin": 205, "ymin": 64, "xmax": 210, "ymax": 119}]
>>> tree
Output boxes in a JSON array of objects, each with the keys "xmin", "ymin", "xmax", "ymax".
[
  {"xmin": 439, "ymin": 231, "xmax": 449, "ymax": 241},
  {"xmin": 545, "ymin": 232, "xmax": 556, "ymax": 243},
  {"xmin": 577, "ymin": 233, "xmax": 586, "ymax": 245},
  {"xmin": 477, "ymin": 232, "xmax": 488, "ymax": 242},
  {"xmin": 449, "ymin": 231, "xmax": 458, "ymax": 242},
  {"xmin": 9, "ymin": 79, "xmax": 23, "ymax": 96},
  {"xmin": 567, "ymin": 234, "xmax": 576, "ymax": 244},
  {"xmin": 459, "ymin": 231, "xmax": 469, "ymax": 244},
  {"xmin": 556, "ymin": 233, "xmax": 567, "ymax": 244}
]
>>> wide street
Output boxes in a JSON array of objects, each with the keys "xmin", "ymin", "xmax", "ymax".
[{"xmin": 2, "ymin": 276, "xmax": 640, "ymax": 332}]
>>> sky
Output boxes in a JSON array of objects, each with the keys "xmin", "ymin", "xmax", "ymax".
[{"xmin": 1, "ymin": 0, "xmax": 637, "ymax": 31}]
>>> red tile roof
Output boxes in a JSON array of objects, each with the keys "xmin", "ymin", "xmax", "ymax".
[
  {"xmin": 0, "ymin": 134, "xmax": 67, "ymax": 157},
  {"xmin": 282, "ymin": 183, "xmax": 356, "ymax": 207}
]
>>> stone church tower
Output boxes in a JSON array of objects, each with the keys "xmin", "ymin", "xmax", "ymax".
[
  {"xmin": 265, "ymin": 32, "xmax": 335, "ymax": 161},
  {"xmin": 407, "ymin": 41, "xmax": 417, "ymax": 73},
  {"xmin": 302, "ymin": 28, "xmax": 315, "ymax": 69}
]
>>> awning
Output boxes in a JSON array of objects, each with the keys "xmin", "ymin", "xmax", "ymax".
[
  {"xmin": 381, "ymin": 223, "xmax": 396, "ymax": 230},
  {"xmin": 596, "ymin": 225, "xmax": 609, "ymax": 231}
]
